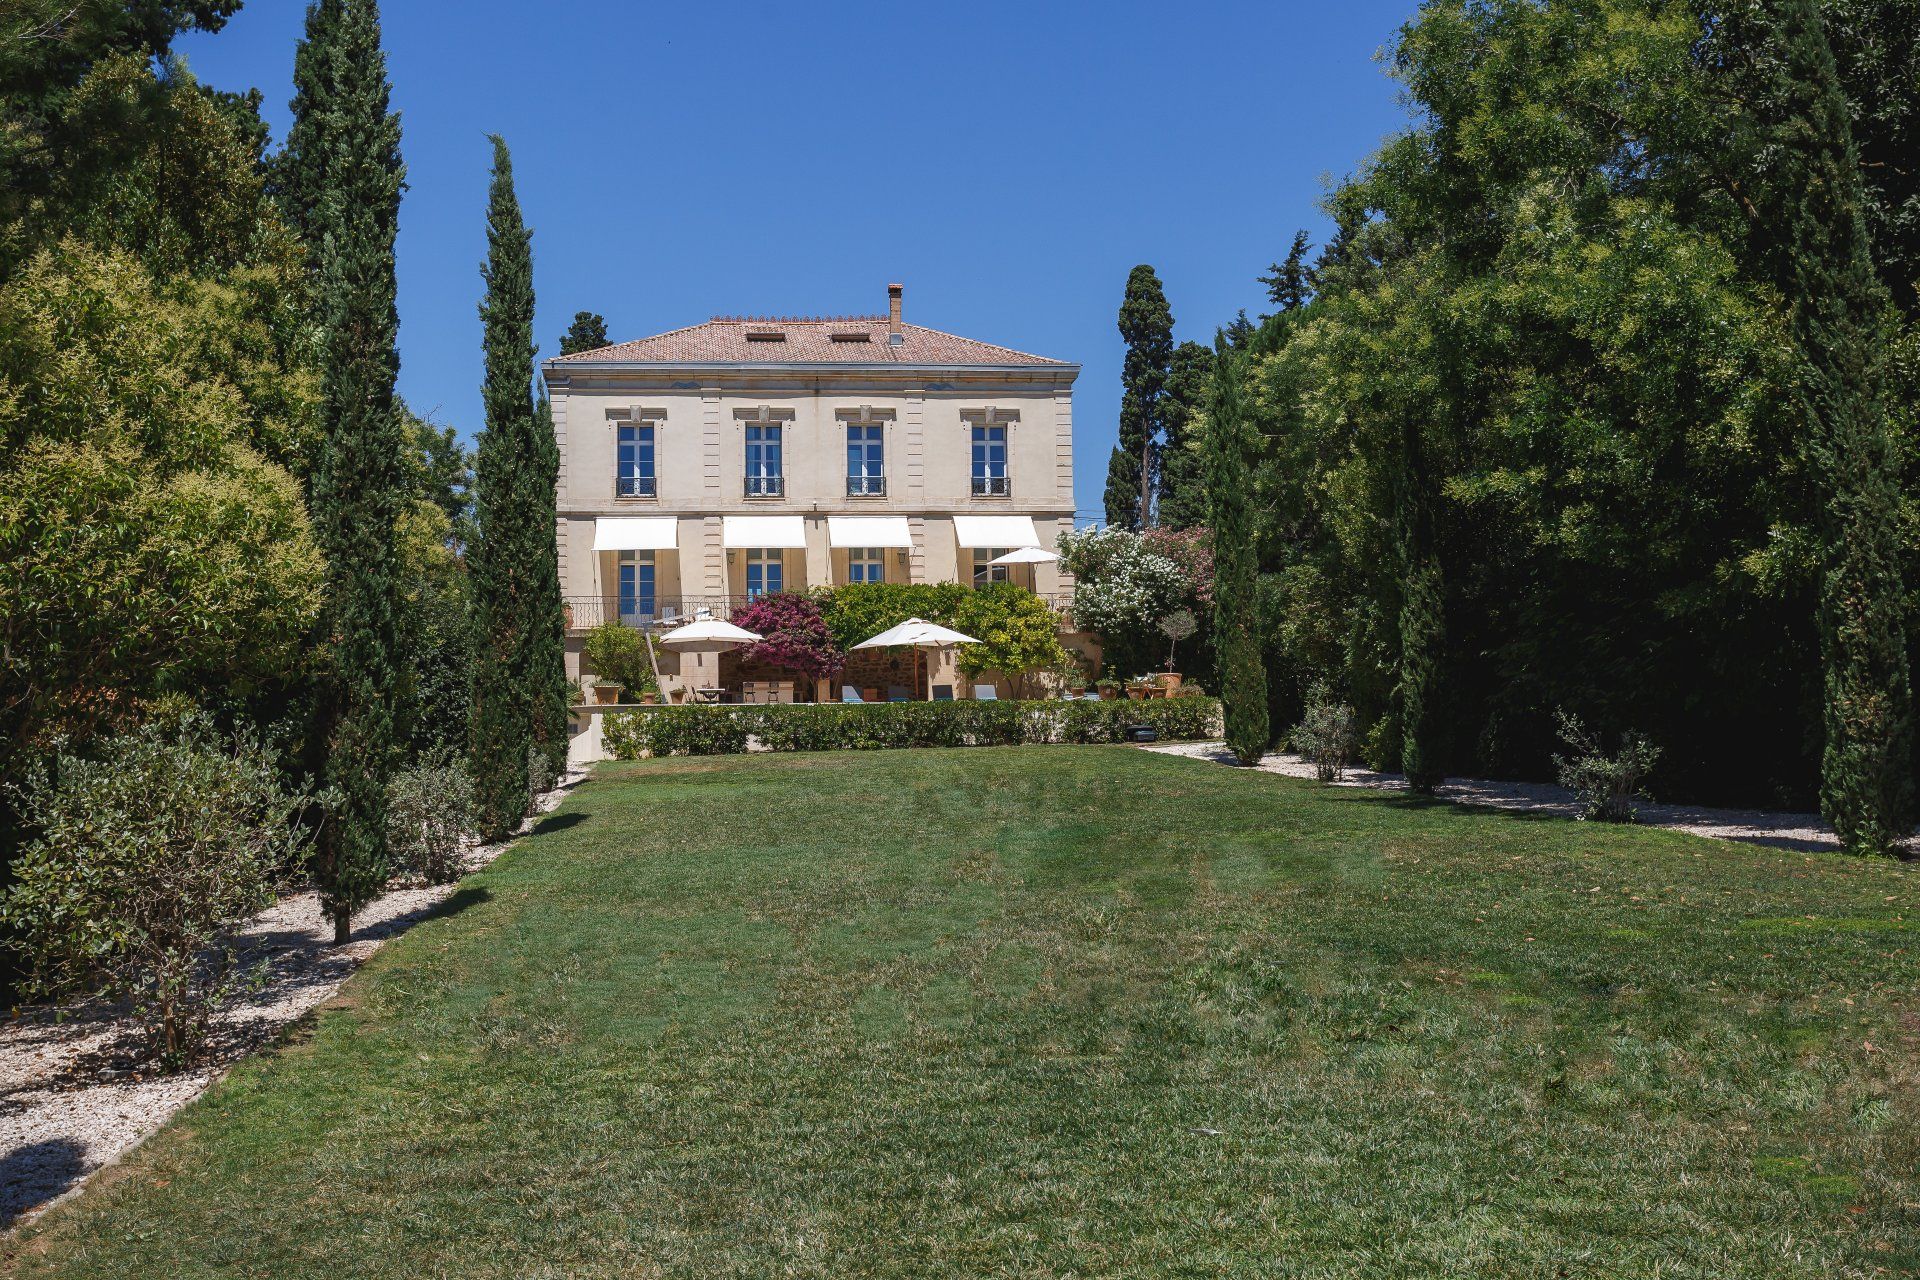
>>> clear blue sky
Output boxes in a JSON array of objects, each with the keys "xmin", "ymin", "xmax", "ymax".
[{"xmin": 179, "ymin": 1, "xmax": 1415, "ymax": 523}]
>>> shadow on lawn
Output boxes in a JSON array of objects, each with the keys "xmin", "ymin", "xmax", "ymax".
[
  {"xmin": 0, "ymin": 1138, "xmax": 88, "ymax": 1228},
  {"xmin": 531, "ymin": 812, "xmax": 587, "ymax": 837}
]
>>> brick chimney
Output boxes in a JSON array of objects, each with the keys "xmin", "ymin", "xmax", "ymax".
[{"xmin": 887, "ymin": 283, "xmax": 904, "ymax": 344}]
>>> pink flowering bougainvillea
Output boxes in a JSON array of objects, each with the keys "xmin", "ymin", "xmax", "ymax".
[
  {"xmin": 1140, "ymin": 526, "xmax": 1214, "ymax": 607},
  {"xmin": 733, "ymin": 592, "xmax": 846, "ymax": 679}
]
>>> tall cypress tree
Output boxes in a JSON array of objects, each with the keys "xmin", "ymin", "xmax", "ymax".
[
  {"xmin": 1156, "ymin": 340, "xmax": 1215, "ymax": 530},
  {"xmin": 1104, "ymin": 264, "xmax": 1174, "ymax": 529},
  {"xmin": 530, "ymin": 390, "xmax": 570, "ymax": 776},
  {"xmin": 297, "ymin": 0, "xmax": 407, "ymax": 943},
  {"xmin": 1205, "ymin": 341, "xmax": 1268, "ymax": 764},
  {"xmin": 1396, "ymin": 416, "xmax": 1446, "ymax": 794},
  {"xmin": 274, "ymin": 0, "xmax": 342, "ymax": 252},
  {"xmin": 470, "ymin": 135, "xmax": 541, "ymax": 838},
  {"xmin": 1741, "ymin": 0, "xmax": 1914, "ymax": 853}
]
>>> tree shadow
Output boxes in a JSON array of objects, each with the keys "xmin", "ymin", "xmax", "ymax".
[
  {"xmin": 530, "ymin": 812, "xmax": 586, "ymax": 837},
  {"xmin": 0, "ymin": 1137, "xmax": 89, "ymax": 1228}
]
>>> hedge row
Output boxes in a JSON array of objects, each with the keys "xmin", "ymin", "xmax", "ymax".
[{"xmin": 602, "ymin": 698, "xmax": 1221, "ymax": 759}]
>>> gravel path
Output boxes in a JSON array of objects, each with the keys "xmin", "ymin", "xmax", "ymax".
[
  {"xmin": 0, "ymin": 769, "xmax": 586, "ymax": 1230},
  {"xmin": 1143, "ymin": 741, "xmax": 1845, "ymax": 853}
]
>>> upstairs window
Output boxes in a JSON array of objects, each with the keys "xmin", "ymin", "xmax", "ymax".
[
  {"xmin": 745, "ymin": 423, "xmax": 783, "ymax": 497},
  {"xmin": 616, "ymin": 422, "xmax": 655, "ymax": 498},
  {"xmin": 847, "ymin": 548, "xmax": 885, "ymax": 584},
  {"xmin": 846, "ymin": 424, "xmax": 884, "ymax": 495},
  {"xmin": 971, "ymin": 424, "xmax": 1008, "ymax": 496}
]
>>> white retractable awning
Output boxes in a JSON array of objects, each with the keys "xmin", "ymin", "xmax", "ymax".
[
  {"xmin": 721, "ymin": 514, "xmax": 808, "ymax": 549},
  {"xmin": 592, "ymin": 516, "xmax": 678, "ymax": 551},
  {"xmin": 951, "ymin": 514, "xmax": 1041, "ymax": 549},
  {"xmin": 826, "ymin": 516, "xmax": 914, "ymax": 549}
]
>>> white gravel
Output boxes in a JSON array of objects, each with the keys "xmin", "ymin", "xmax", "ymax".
[
  {"xmin": 1143, "ymin": 741, "xmax": 1845, "ymax": 852},
  {"xmin": 0, "ymin": 768, "xmax": 585, "ymax": 1230}
]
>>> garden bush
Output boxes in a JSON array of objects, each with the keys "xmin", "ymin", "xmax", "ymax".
[
  {"xmin": 581, "ymin": 621, "xmax": 655, "ymax": 697},
  {"xmin": 604, "ymin": 706, "xmax": 751, "ymax": 757},
  {"xmin": 386, "ymin": 749, "xmax": 475, "ymax": 884},
  {"xmin": 601, "ymin": 698, "xmax": 1221, "ymax": 759},
  {"xmin": 1552, "ymin": 711, "xmax": 1660, "ymax": 823},
  {"xmin": 0, "ymin": 719, "xmax": 315, "ymax": 1066},
  {"xmin": 1292, "ymin": 682, "xmax": 1358, "ymax": 781}
]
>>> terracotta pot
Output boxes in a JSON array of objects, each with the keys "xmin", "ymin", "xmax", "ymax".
[
  {"xmin": 1126, "ymin": 685, "xmax": 1148, "ymax": 701},
  {"xmin": 594, "ymin": 684, "xmax": 623, "ymax": 706},
  {"xmin": 1155, "ymin": 672, "xmax": 1182, "ymax": 691},
  {"xmin": 640, "ymin": 691, "xmax": 659, "ymax": 705}
]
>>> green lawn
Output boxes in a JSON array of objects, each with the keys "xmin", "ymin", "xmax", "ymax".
[{"xmin": 10, "ymin": 747, "xmax": 1918, "ymax": 1278}]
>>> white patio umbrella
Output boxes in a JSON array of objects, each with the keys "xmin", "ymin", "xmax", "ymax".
[
  {"xmin": 660, "ymin": 618, "xmax": 762, "ymax": 697},
  {"xmin": 988, "ymin": 546, "xmax": 1059, "ymax": 565},
  {"xmin": 851, "ymin": 617, "xmax": 980, "ymax": 701}
]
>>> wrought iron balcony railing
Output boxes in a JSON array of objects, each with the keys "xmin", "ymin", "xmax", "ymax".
[
  {"xmin": 564, "ymin": 590, "xmax": 1076, "ymax": 633},
  {"xmin": 744, "ymin": 475, "xmax": 785, "ymax": 498},
  {"xmin": 845, "ymin": 475, "xmax": 886, "ymax": 497},
  {"xmin": 970, "ymin": 474, "xmax": 1010, "ymax": 497},
  {"xmin": 615, "ymin": 475, "xmax": 657, "ymax": 498}
]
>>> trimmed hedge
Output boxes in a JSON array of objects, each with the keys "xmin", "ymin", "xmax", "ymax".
[{"xmin": 602, "ymin": 697, "xmax": 1220, "ymax": 759}]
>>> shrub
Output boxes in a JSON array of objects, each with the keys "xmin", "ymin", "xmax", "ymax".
[
  {"xmin": 948, "ymin": 583, "xmax": 1071, "ymax": 695},
  {"xmin": 0, "ymin": 719, "xmax": 314, "ymax": 1066},
  {"xmin": 601, "ymin": 698, "xmax": 1221, "ymax": 759},
  {"xmin": 1292, "ymin": 682, "xmax": 1358, "ymax": 781},
  {"xmin": 604, "ymin": 706, "xmax": 751, "ymax": 757},
  {"xmin": 733, "ymin": 593, "xmax": 844, "ymax": 680},
  {"xmin": 386, "ymin": 749, "xmax": 474, "ymax": 884},
  {"xmin": 1552, "ymin": 711, "xmax": 1660, "ymax": 823},
  {"xmin": 581, "ymin": 621, "xmax": 654, "ymax": 695},
  {"xmin": 815, "ymin": 581, "xmax": 974, "ymax": 652}
]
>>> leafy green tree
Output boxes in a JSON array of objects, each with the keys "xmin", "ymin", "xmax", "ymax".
[
  {"xmin": 1259, "ymin": 230, "xmax": 1314, "ymax": 313},
  {"xmin": 950, "ymin": 584, "xmax": 1071, "ymax": 698},
  {"xmin": 1204, "ymin": 343, "xmax": 1267, "ymax": 764},
  {"xmin": 1729, "ymin": 0, "xmax": 1913, "ymax": 853},
  {"xmin": 469, "ymin": 135, "xmax": 548, "ymax": 837},
  {"xmin": 1104, "ymin": 264, "xmax": 1174, "ymax": 529},
  {"xmin": 297, "ymin": 0, "xmax": 408, "ymax": 942},
  {"xmin": 558, "ymin": 310, "xmax": 609, "ymax": 355},
  {"xmin": 0, "ymin": 242, "xmax": 325, "ymax": 781}
]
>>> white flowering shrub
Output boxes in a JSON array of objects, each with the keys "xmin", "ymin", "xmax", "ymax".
[{"xmin": 1057, "ymin": 526, "xmax": 1195, "ymax": 640}]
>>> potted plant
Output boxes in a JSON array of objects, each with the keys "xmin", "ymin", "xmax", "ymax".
[
  {"xmin": 1155, "ymin": 609, "xmax": 1196, "ymax": 691},
  {"xmin": 583, "ymin": 621, "xmax": 654, "ymax": 707},
  {"xmin": 1096, "ymin": 663, "xmax": 1122, "ymax": 700},
  {"xmin": 1125, "ymin": 674, "xmax": 1155, "ymax": 701}
]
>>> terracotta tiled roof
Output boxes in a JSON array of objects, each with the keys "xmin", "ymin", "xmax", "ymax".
[{"xmin": 550, "ymin": 316, "xmax": 1069, "ymax": 367}]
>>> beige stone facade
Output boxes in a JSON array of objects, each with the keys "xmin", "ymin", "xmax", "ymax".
[{"xmin": 544, "ymin": 286, "xmax": 1081, "ymax": 694}]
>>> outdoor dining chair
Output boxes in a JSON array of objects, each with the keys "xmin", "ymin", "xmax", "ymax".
[
  {"xmin": 973, "ymin": 685, "xmax": 998, "ymax": 701},
  {"xmin": 841, "ymin": 686, "xmax": 865, "ymax": 703}
]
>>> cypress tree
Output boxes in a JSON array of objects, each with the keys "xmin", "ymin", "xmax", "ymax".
[
  {"xmin": 1744, "ymin": 0, "xmax": 1913, "ymax": 853},
  {"xmin": 1104, "ymin": 264, "xmax": 1174, "ymax": 529},
  {"xmin": 1396, "ymin": 417, "xmax": 1445, "ymax": 794},
  {"xmin": 470, "ymin": 135, "xmax": 541, "ymax": 838},
  {"xmin": 275, "ymin": 0, "xmax": 343, "ymax": 252},
  {"xmin": 1205, "ymin": 341, "xmax": 1268, "ymax": 764},
  {"xmin": 530, "ymin": 390, "xmax": 570, "ymax": 776},
  {"xmin": 1156, "ymin": 340, "xmax": 1215, "ymax": 530},
  {"xmin": 558, "ymin": 311, "xmax": 609, "ymax": 355},
  {"xmin": 298, "ymin": 0, "xmax": 407, "ymax": 943}
]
